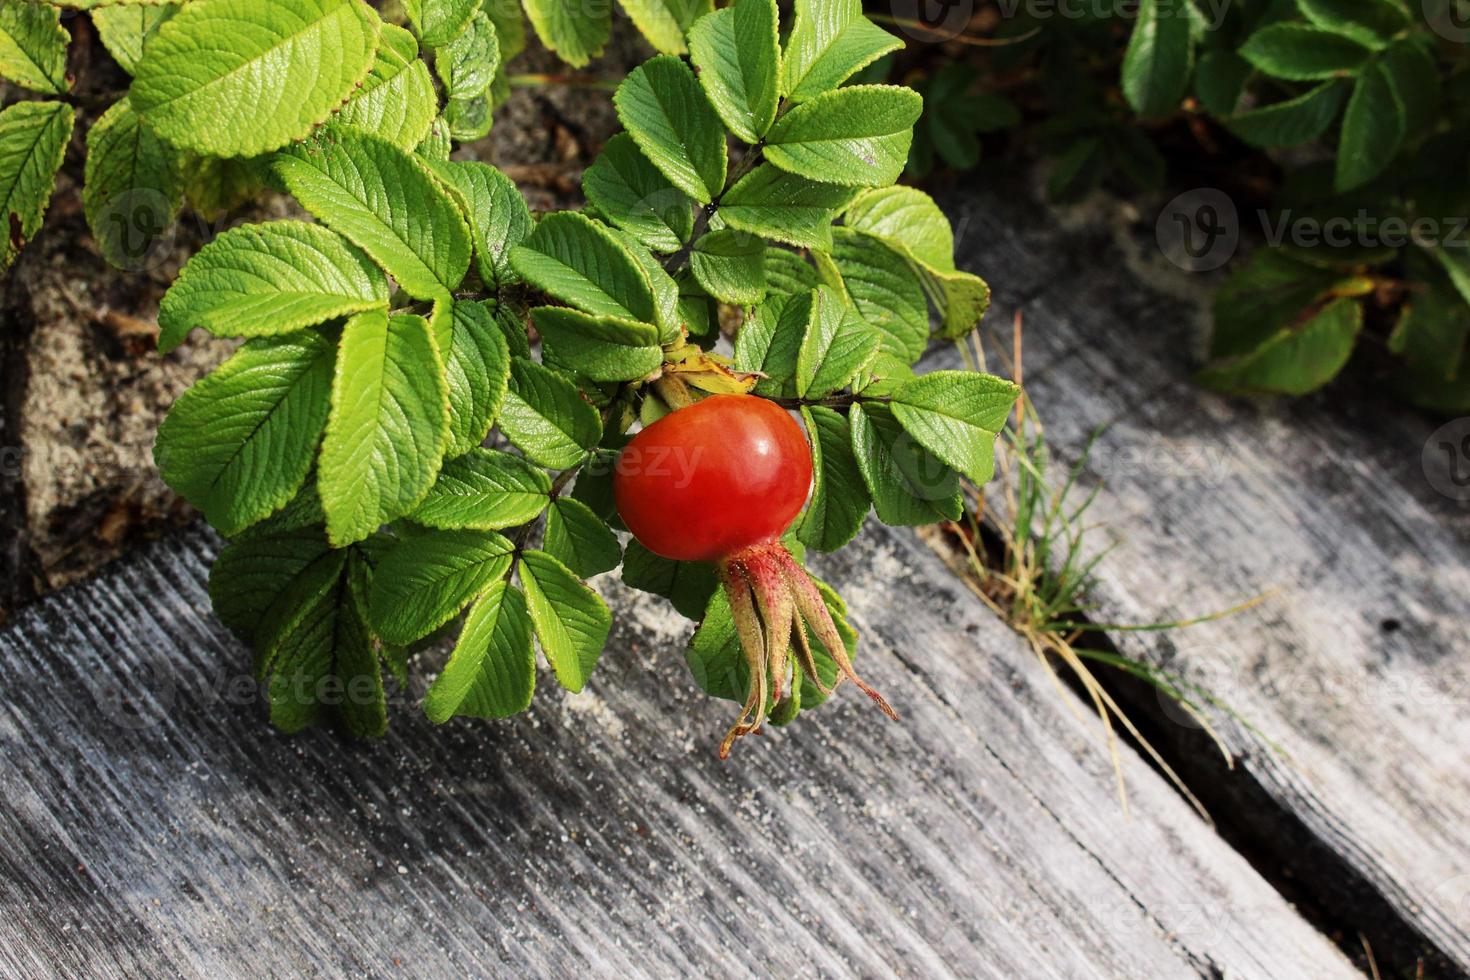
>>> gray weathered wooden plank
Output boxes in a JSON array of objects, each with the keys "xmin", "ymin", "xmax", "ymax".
[
  {"xmin": 933, "ymin": 180, "xmax": 1470, "ymax": 973},
  {"xmin": 0, "ymin": 520, "xmax": 1354, "ymax": 978}
]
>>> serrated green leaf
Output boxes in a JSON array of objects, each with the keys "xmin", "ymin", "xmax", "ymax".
[
  {"xmin": 157, "ymin": 220, "xmax": 388, "ymax": 353},
  {"xmin": 688, "ymin": 0, "xmax": 778, "ymax": 142},
  {"xmin": 320, "ymin": 311, "xmax": 451, "ymax": 546},
  {"xmin": 1297, "ymin": 0, "xmax": 1408, "ymax": 48},
  {"xmin": 132, "ymin": 0, "xmax": 379, "ymax": 157},
  {"xmin": 156, "ymin": 332, "xmax": 335, "ymax": 537},
  {"xmin": 780, "ymin": 0, "xmax": 902, "ymax": 104},
  {"xmin": 617, "ymin": 0, "xmax": 711, "ymax": 55},
  {"xmin": 498, "ymin": 357, "xmax": 602, "ymax": 469},
  {"xmin": 798, "ymin": 304, "xmax": 880, "ymax": 398},
  {"xmin": 519, "ymin": 549, "xmax": 611, "ymax": 693},
  {"xmin": 430, "ymin": 159, "xmax": 533, "ymax": 291},
  {"xmin": 1195, "ymin": 50, "xmax": 1252, "ymax": 117},
  {"xmin": 849, "ymin": 401, "xmax": 962, "ymax": 526},
  {"xmin": 764, "ymin": 246, "xmax": 820, "ymax": 292},
  {"xmin": 1199, "ymin": 296, "xmax": 1362, "ymax": 395},
  {"xmin": 330, "ymin": 22, "xmax": 438, "ymax": 149},
  {"xmin": 0, "ymin": 0, "xmax": 68, "ymax": 93},
  {"xmin": 844, "ymin": 185, "xmax": 954, "ymax": 271},
  {"xmin": 508, "ymin": 211, "xmax": 657, "ymax": 321},
  {"xmin": 545, "ymin": 496, "xmax": 622, "ymax": 579},
  {"xmin": 734, "ymin": 292, "xmax": 804, "ymax": 397},
  {"xmin": 369, "ymin": 528, "xmax": 515, "ymax": 644},
  {"xmin": 416, "ymin": 115, "xmax": 452, "ymax": 162},
  {"xmin": 1225, "ymin": 80, "xmax": 1347, "ymax": 147},
  {"xmin": 93, "ymin": 2, "xmax": 179, "ymax": 76},
  {"xmin": 181, "ymin": 153, "xmax": 265, "ymax": 221},
  {"xmin": 797, "ymin": 405, "xmax": 869, "ymax": 552},
  {"xmin": 277, "ymin": 130, "xmax": 473, "ymax": 301},
  {"xmin": 411, "ymin": 447, "xmax": 550, "ymax": 530},
  {"xmin": 405, "ymin": 0, "xmax": 479, "ymax": 47},
  {"xmin": 614, "ymin": 54, "xmax": 727, "ymax": 203},
  {"xmin": 890, "ymin": 370, "xmax": 1019, "ymax": 485},
  {"xmin": 690, "ymin": 228, "xmax": 766, "ymax": 305},
  {"xmin": 522, "ymin": 0, "xmax": 609, "ymax": 67},
  {"xmin": 1121, "ymin": 0, "xmax": 1194, "ymax": 118},
  {"xmin": 435, "ymin": 10, "xmax": 499, "ymax": 100},
  {"xmin": 83, "ymin": 97, "xmax": 184, "ymax": 272},
  {"xmin": 1380, "ymin": 39, "xmax": 1438, "ymax": 139},
  {"xmin": 1336, "ymin": 60, "xmax": 1404, "ymax": 192},
  {"xmin": 440, "ymin": 300, "xmax": 511, "ymax": 457},
  {"xmin": 424, "ymin": 581, "xmax": 535, "ymax": 722},
  {"xmin": 532, "ymin": 306, "xmax": 663, "ymax": 383},
  {"xmin": 0, "ymin": 100, "xmax": 72, "ymax": 271},
  {"xmin": 921, "ymin": 264, "xmax": 992, "ymax": 340},
  {"xmin": 621, "ymin": 538, "xmax": 716, "ymax": 619},
  {"xmin": 582, "ymin": 132, "xmax": 693, "ymax": 254},
  {"xmin": 1239, "ymin": 23, "xmax": 1371, "ymax": 81},
  {"xmin": 605, "ymin": 226, "xmax": 683, "ymax": 342},
  {"xmin": 825, "ymin": 227, "xmax": 929, "ymax": 362},
  {"xmin": 765, "ymin": 85, "xmax": 921, "ymax": 188},
  {"xmin": 209, "ymin": 526, "xmax": 333, "ymax": 640},
  {"xmin": 720, "ymin": 164, "xmax": 853, "ymax": 252}
]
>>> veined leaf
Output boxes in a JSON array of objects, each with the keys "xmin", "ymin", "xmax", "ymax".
[
  {"xmin": 435, "ymin": 10, "xmax": 499, "ymax": 101},
  {"xmin": 0, "ymin": 0, "xmax": 68, "ymax": 93},
  {"xmin": 617, "ymin": 0, "xmax": 712, "ymax": 55},
  {"xmin": 132, "ymin": 0, "xmax": 379, "ymax": 156},
  {"xmin": 825, "ymin": 227, "xmax": 929, "ymax": 362},
  {"xmin": 1297, "ymin": 0, "xmax": 1408, "ymax": 48},
  {"xmin": 1199, "ymin": 296, "xmax": 1363, "ymax": 395},
  {"xmin": 1239, "ymin": 23, "xmax": 1371, "ymax": 81},
  {"xmin": 765, "ymin": 246, "xmax": 821, "ymax": 293},
  {"xmin": 843, "ymin": 186, "xmax": 954, "ymax": 271},
  {"xmin": 424, "ymin": 582, "xmax": 535, "ymax": 722},
  {"xmin": 509, "ymin": 211, "xmax": 657, "ymax": 321},
  {"xmin": 621, "ymin": 539, "xmax": 717, "ymax": 619},
  {"xmin": 431, "ymin": 159, "xmax": 533, "ymax": 291},
  {"xmin": 83, "ymin": 97, "xmax": 185, "ymax": 272},
  {"xmin": 522, "ymin": 0, "xmax": 610, "ymax": 67},
  {"xmin": 1336, "ymin": 59, "xmax": 1405, "ymax": 192},
  {"xmin": 441, "ymin": 300, "xmax": 511, "ymax": 457},
  {"xmin": 582, "ymin": 133, "xmax": 694, "ymax": 254},
  {"xmin": 319, "ymin": 311, "xmax": 451, "ymax": 546},
  {"xmin": 690, "ymin": 229, "xmax": 766, "ymax": 305},
  {"xmin": 688, "ymin": 0, "xmax": 779, "ymax": 143},
  {"xmin": 369, "ymin": 528, "xmax": 515, "ymax": 644},
  {"xmin": 849, "ymin": 401, "xmax": 962, "ymax": 526},
  {"xmin": 0, "ymin": 100, "xmax": 72, "ymax": 271},
  {"xmin": 1224, "ymin": 80, "xmax": 1347, "ymax": 147},
  {"xmin": 411, "ymin": 448, "xmax": 551, "ymax": 531},
  {"xmin": 764, "ymin": 85, "xmax": 922, "ymax": 188},
  {"xmin": 156, "ymin": 332, "xmax": 335, "ymax": 537},
  {"xmin": 532, "ymin": 307, "xmax": 663, "ymax": 383},
  {"xmin": 720, "ymin": 164, "xmax": 854, "ymax": 251},
  {"xmin": 158, "ymin": 221, "xmax": 388, "ymax": 353},
  {"xmin": 519, "ymin": 549, "xmax": 612, "ymax": 693},
  {"xmin": 798, "ymin": 406, "xmax": 869, "ymax": 552},
  {"xmin": 276, "ymin": 130, "xmax": 473, "ymax": 301},
  {"xmin": 734, "ymin": 292, "xmax": 804, "ymax": 397},
  {"xmin": 780, "ymin": 0, "xmax": 902, "ymax": 103},
  {"xmin": 498, "ymin": 357, "xmax": 603, "ymax": 469},
  {"xmin": 614, "ymin": 54, "xmax": 727, "ymax": 203},
  {"xmin": 1121, "ymin": 0, "xmax": 1194, "ymax": 118},
  {"xmin": 797, "ymin": 303, "xmax": 880, "ymax": 398},
  {"xmin": 93, "ymin": 3, "xmax": 179, "ymax": 77},
  {"xmin": 404, "ymin": 0, "xmax": 479, "ymax": 47},
  {"xmin": 330, "ymin": 22, "xmax": 438, "ymax": 149},
  {"xmin": 545, "ymin": 497, "xmax": 622, "ymax": 579},
  {"xmin": 889, "ymin": 370, "xmax": 1020, "ymax": 485},
  {"xmin": 209, "ymin": 526, "xmax": 333, "ymax": 640}
]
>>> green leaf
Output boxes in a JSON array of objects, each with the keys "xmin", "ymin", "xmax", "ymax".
[
  {"xmin": 849, "ymin": 401, "xmax": 962, "ymax": 526},
  {"xmin": 1195, "ymin": 50, "xmax": 1253, "ymax": 117},
  {"xmin": 411, "ymin": 447, "xmax": 550, "ymax": 531},
  {"xmin": 416, "ymin": 115, "xmax": 452, "ymax": 161},
  {"xmin": 764, "ymin": 85, "xmax": 921, "ymax": 189},
  {"xmin": 93, "ymin": 3, "xmax": 179, "ymax": 77},
  {"xmin": 132, "ymin": 0, "xmax": 379, "ymax": 156},
  {"xmin": 1121, "ymin": 0, "xmax": 1194, "ymax": 117},
  {"xmin": 843, "ymin": 185, "xmax": 954, "ymax": 271},
  {"xmin": 1336, "ymin": 60, "xmax": 1405, "ymax": 192},
  {"xmin": 1380, "ymin": 39, "xmax": 1439, "ymax": 139},
  {"xmin": 522, "ymin": 0, "xmax": 610, "ymax": 67},
  {"xmin": 209, "ymin": 526, "xmax": 333, "ymax": 639},
  {"xmin": 797, "ymin": 406, "xmax": 869, "ymax": 552},
  {"xmin": 158, "ymin": 220, "xmax": 388, "ymax": 353},
  {"xmin": 797, "ymin": 303, "xmax": 880, "ymax": 398},
  {"xmin": 509, "ymin": 211, "xmax": 658, "ymax": 321},
  {"xmin": 435, "ymin": 10, "xmax": 499, "ymax": 100},
  {"xmin": 519, "ymin": 550, "xmax": 612, "ymax": 693},
  {"xmin": 498, "ymin": 357, "xmax": 602, "ymax": 468},
  {"xmin": 1296, "ymin": 0, "xmax": 1409, "ymax": 48},
  {"xmin": 1210, "ymin": 247, "xmax": 1370, "ymax": 358},
  {"xmin": 1199, "ymin": 296, "xmax": 1363, "ymax": 395},
  {"xmin": 404, "ymin": 0, "xmax": 479, "ymax": 47},
  {"xmin": 581, "ymin": 132, "xmax": 694, "ymax": 254},
  {"xmin": 889, "ymin": 370, "xmax": 1019, "ymax": 485},
  {"xmin": 431, "ymin": 159, "xmax": 533, "ymax": 291},
  {"xmin": 690, "ymin": 229, "xmax": 766, "ymax": 305},
  {"xmin": 0, "ymin": 100, "xmax": 72, "ymax": 271},
  {"xmin": 319, "ymin": 311, "xmax": 451, "ymax": 546},
  {"xmin": 424, "ymin": 582, "xmax": 535, "ymax": 722},
  {"xmin": 720, "ymin": 164, "xmax": 854, "ymax": 251},
  {"xmin": 1225, "ymin": 80, "xmax": 1348, "ymax": 147},
  {"xmin": 765, "ymin": 246, "xmax": 821, "ymax": 292},
  {"xmin": 613, "ymin": 54, "xmax": 727, "ymax": 204},
  {"xmin": 0, "ymin": 0, "xmax": 68, "ymax": 93},
  {"xmin": 330, "ymin": 22, "xmax": 438, "ymax": 149},
  {"xmin": 1239, "ymin": 23, "xmax": 1371, "ymax": 81},
  {"xmin": 369, "ymin": 528, "xmax": 515, "ymax": 644},
  {"xmin": 733, "ymin": 292, "xmax": 805, "ymax": 397},
  {"xmin": 277, "ymin": 131, "xmax": 473, "ymax": 301},
  {"xmin": 532, "ymin": 307, "xmax": 663, "ymax": 383},
  {"xmin": 780, "ymin": 0, "xmax": 902, "ymax": 103},
  {"xmin": 156, "ymin": 332, "xmax": 335, "ymax": 537},
  {"xmin": 621, "ymin": 539, "xmax": 717, "ymax": 619},
  {"xmin": 545, "ymin": 497, "xmax": 622, "ymax": 579},
  {"xmin": 617, "ymin": 0, "xmax": 712, "ymax": 55},
  {"xmin": 439, "ymin": 300, "xmax": 512, "ymax": 457},
  {"xmin": 687, "ymin": 0, "xmax": 779, "ymax": 143},
  {"xmin": 82, "ymin": 97, "xmax": 184, "ymax": 272},
  {"xmin": 825, "ymin": 228, "xmax": 930, "ymax": 362}
]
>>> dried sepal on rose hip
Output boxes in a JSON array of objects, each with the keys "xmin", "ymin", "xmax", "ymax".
[{"xmin": 613, "ymin": 394, "xmax": 898, "ymax": 757}]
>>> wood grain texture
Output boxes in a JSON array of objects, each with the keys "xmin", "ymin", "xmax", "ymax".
[
  {"xmin": 0, "ymin": 521, "xmax": 1353, "ymax": 978},
  {"xmin": 930, "ymin": 183, "xmax": 1470, "ymax": 974}
]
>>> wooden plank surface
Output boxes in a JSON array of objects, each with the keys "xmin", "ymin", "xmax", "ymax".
[
  {"xmin": 931, "ymin": 182, "xmax": 1470, "ymax": 974},
  {"xmin": 0, "ymin": 521, "xmax": 1354, "ymax": 978}
]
